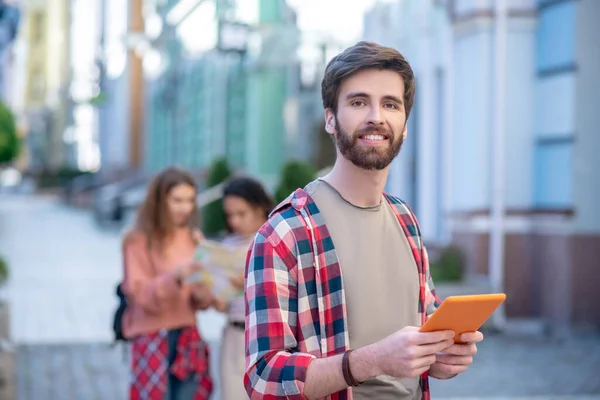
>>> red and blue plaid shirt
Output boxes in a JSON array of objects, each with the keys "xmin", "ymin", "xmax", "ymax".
[
  {"xmin": 130, "ymin": 326, "xmax": 213, "ymax": 400},
  {"xmin": 244, "ymin": 188, "xmax": 441, "ymax": 400}
]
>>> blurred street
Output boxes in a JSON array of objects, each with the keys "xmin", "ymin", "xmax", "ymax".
[
  {"xmin": 2, "ymin": 193, "xmax": 599, "ymax": 399},
  {"xmin": 1, "ymin": 192, "xmax": 227, "ymax": 345},
  {"xmin": 0, "ymin": 193, "xmax": 226, "ymax": 399},
  {"xmin": 0, "ymin": 0, "xmax": 599, "ymax": 398}
]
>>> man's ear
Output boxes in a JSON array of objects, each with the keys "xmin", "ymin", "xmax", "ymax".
[
  {"xmin": 402, "ymin": 123, "xmax": 408, "ymax": 140},
  {"xmin": 324, "ymin": 108, "xmax": 337, "ymax": 134}
]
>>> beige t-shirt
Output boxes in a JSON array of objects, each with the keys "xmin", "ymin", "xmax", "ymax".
[{"xmin": 306, "ymin": 179, "xmax": 422, "ymax": 400}]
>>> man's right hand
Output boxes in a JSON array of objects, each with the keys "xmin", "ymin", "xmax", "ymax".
[
  {"xmin": 303, "ymin": 326, "xmax": 455, "ymax": 399},
  {"xmin": 370, "ymin": 326, "xmax": 455, "ymax": 379}
]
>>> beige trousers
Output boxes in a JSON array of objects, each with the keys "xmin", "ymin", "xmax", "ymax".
[{"xmin": 219, "ymin": 324, "xmax": 248, "ymax": 399}]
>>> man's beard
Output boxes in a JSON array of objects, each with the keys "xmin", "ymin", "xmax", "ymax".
[{"xmin": 334, "ymin": 121, "xmax": 404, "ymax": 171}]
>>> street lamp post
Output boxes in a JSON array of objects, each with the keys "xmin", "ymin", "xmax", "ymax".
[
  {"xmin": 217, "ymin": 18, "xmax": 250, "ymax": 167},
  {"xmin": 490, "ymin": 0, "xmax": 508, "ymax": 330},
  {"xmin": 161, "ymin": 60, "xmax": 181, "ymax": 165}
]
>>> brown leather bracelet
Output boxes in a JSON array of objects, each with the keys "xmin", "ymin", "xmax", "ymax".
[{"xmin": 342, "ymin": 349, "xmax": 362, "ymax": 387}]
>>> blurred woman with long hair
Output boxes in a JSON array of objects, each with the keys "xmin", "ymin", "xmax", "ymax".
[
  {"xmin": 212, "ymin": 176, "xmax": 274, "ymax": 399},
  {"xmin": 122, "ymin": 166, "xmax": 214, "ymax": 400}
]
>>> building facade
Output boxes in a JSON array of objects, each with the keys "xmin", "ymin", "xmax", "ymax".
[
  {"xmin": 143, "ymin": 0, "xmax": 301, "ymax": 189},
  {"xmin": 0, "ymin": 3, "xmax": 20, "ymax": 104},
  {"xmin": 18, "ymin": 0, "xmax": 71, "ymax": 173},
  {"xmin": 363, "ymin": 0, "xmax": 600, "ymax": 331},
  {"xmin": 95, "ymin": 0, "xmax": 131, "ymax": 180},
  {"xmin": 243, "ymin": 0, "xmax": 299, "ymax": 188}
]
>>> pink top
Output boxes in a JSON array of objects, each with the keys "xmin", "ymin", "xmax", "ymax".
[{"xmin": 122, "ymin": 228, "xmax": 202, "ymax": 338}]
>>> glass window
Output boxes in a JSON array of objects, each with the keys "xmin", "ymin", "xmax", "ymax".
[
  {"xmin": 534, "ymin": 140, "xmax": 573, "ymax": 208},
  {"xmin": 536, "ymin": 1, "xmax": 576, "ymax": 72},
  {"xmin": 535, "ymin": 72, "xmax": 575, "ymax": 136}
]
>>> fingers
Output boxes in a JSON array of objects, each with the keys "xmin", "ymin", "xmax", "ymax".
[
  {"xmin": 412, "ymin": 354, "xmax": 437, "ymax": 370},
  {"xmin": 412, "ymin": 330, "xmax": 455, "ymax": 345},
  {"xmin": 460, "ymin": 331, "xmax": 484, "ymax": 343},
  {"xmin": 212, "ymin": 297, "xmax": 229, "ymax": 312},
  {"xmin": 179, "ymin": 261, "xmax": 204, "ymax": 277},
  {"xmin": 190, "ymin": 261, "xmax": 204, "ymax": 270},
  {"xmin": 402, "ymin": 326, "xmax": 421, "ymax": 333},
  {"xmin": 415, "ymin": 339, "xmax": 455, "ymax": 357},
  {"xmin": 192, "ymin": 288, "xmax": 214, "ymax": 306},
  {"xmin": 192, "ymin": 282, "xmax": 210, "ymax": 291},
  {"xmin": 408, "ymin": 365, "xmax": 433, "ymax": 379},
  {"xmin": 432, "ymin": 360, "xmax": 469, "ymax": 376},
  {"xmin": 442, "ymin": 343, "xmax": 478, "ymax": 356},
  {"xmin": 194, "ymin": 298, "xmax": 212, "ymax": 310},
  {"xmin": 435, "ymin": 352, "xmax": 473, "ymax": 366},
  {"xmin": 410, "ymin": 329, "xmax": 483, "ymax": 345},
  {"xmin": 397, "ymin": 356, "xmax": 435, "ymax": 379}
]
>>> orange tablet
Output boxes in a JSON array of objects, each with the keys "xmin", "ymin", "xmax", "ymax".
[{"xmin": 419, "ymin": 293, "xmax": 506, "ymax": 343}]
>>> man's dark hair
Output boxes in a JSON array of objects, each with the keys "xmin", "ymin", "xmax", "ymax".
[{"xmin": 321, "ymin": 41, "xmax": 416, "ymax": 119}]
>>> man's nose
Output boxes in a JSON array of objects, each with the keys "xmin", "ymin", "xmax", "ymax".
[{"xmin": 366, "ymin": 106, "xmax": 384, "ymax": 125}]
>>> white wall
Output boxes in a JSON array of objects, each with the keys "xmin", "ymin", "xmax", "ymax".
[
  {"xmin": 98, "ymin": 73, "xmax": 130, "ymax": 174},
  {"xmin": 504, "ymin": 19, "xmax": 536, "ymax": 209},
  {"xmin": 451, "ymin": 4, "xmax": 536, "ymax": 213},
  {"xmin": 98, "ymin": 0, "xmax": 130, "ymax": 174},
  {"xmin": 451, "ymin": 26, "xmax": 494, "ymax": 211}
]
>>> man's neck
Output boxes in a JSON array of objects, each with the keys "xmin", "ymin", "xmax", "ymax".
[{"xmin": 322, "ymin": 156, "xmax": 389, "ymax": 208}]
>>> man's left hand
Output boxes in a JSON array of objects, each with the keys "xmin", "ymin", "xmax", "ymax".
[{"xmin": 429, "ymin": 331, "xmax": 484, "ymax": 380}]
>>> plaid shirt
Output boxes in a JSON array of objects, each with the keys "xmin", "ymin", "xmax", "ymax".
[
  {"xmin": 130, "ymin": 326, "xmax": 213, "ymax": 400},
  {"xmin": 244, "ymin": 188, "xmax": 441, "ymax": 400}
]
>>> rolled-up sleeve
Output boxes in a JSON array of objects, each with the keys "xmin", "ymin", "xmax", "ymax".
[
  {"xmin": 423, "ymin": 245, "xmax": 442, "ymax": 317},
  {"xmin": 244, "ymin": 230, "xmax": 316, "ymax": 400}
]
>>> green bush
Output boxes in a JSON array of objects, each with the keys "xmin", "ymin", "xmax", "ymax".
[
  {"xmin": 56, "ymin": 167, "xmax": 92, "ymax": 181},
  {"xmin": 274, "ymin": 161, "xmax": 316, "ymax": 203},
  {"xmin": 0, "ymin": 255, "xmax": 8, "ymax": 287},
  {"xmin": 36, "ymin": 167, "xmax": 92, "ymax": 189},
  {"xmin": 202, "ymin": 158, "xmax": 232, "ymax": 237},
  {"xmin": 429, "ymin": 245, "xmax": 465, "ymax": 283},
  {"xmin": 0, "ymin": 101, "xmax": 20, "ymax": 165}
]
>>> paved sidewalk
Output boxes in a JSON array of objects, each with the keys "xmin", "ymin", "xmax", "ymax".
[
  {"xmin": 429, "ymin": 332, "xmax": 600, "ymax": 398},
  {"xmin": 5, "ymin": 194, "xmax": 600, "ymax": 399},
  {"xmin": 15, "ymin": 332, "xmax": 600, "ymax": 400},
  {"xmin": 16, "ymin": 343, "xmax": 128, "ymax": 400},
  {"xmin": 16, "ymin": 340, "xmax": 223, "ymax": 400},
  {"xmin": 0, "ymin": 194, "xmax": 228, "ymax": 345}
]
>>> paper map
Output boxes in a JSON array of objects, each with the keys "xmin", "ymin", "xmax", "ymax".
[{"xmin": 185, "ymin": 239, "xmax": 248, "ymax": 301}]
